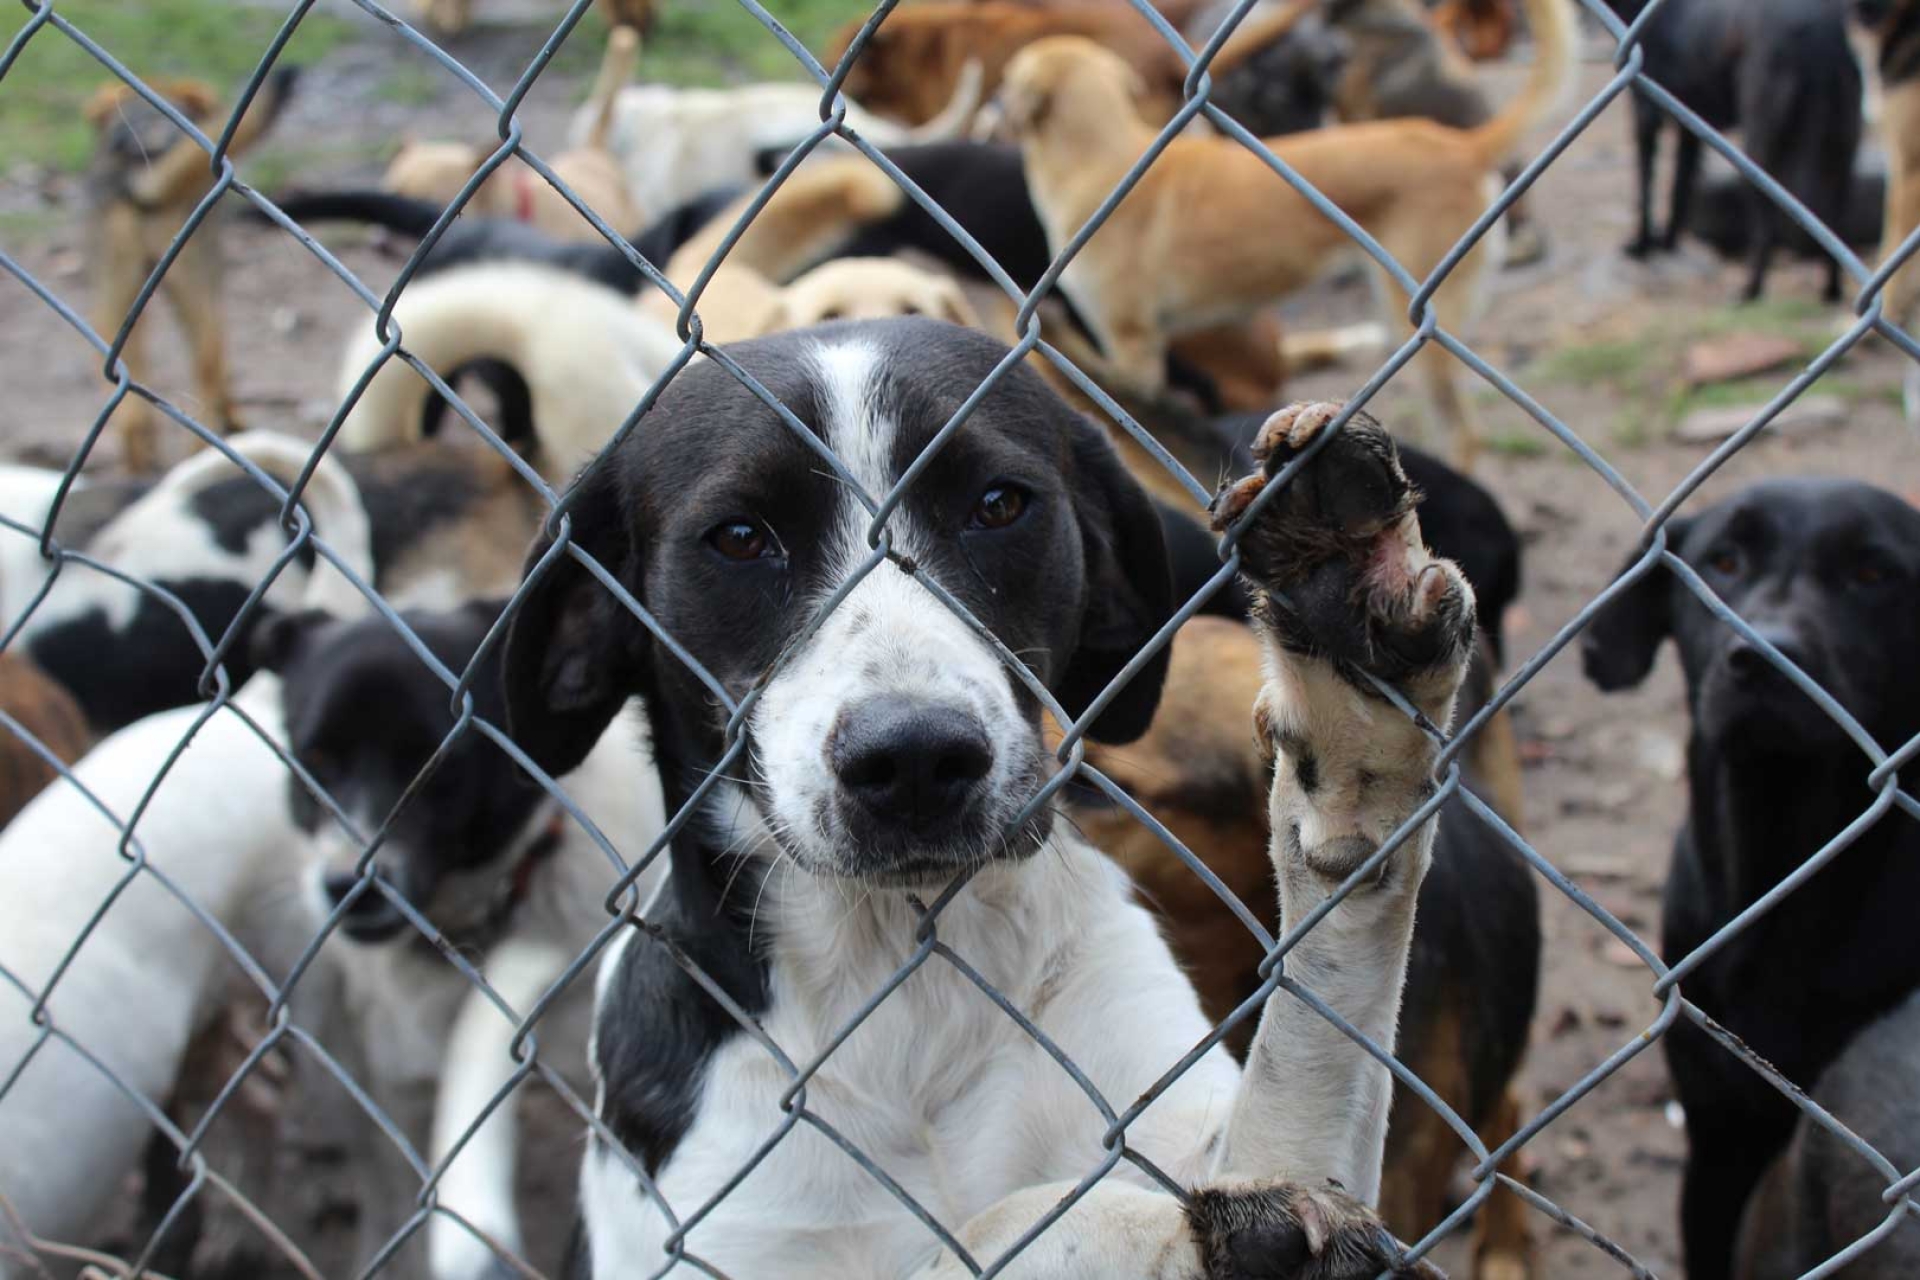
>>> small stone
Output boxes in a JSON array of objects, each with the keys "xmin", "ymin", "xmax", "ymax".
[
  {"xmin": 1683, "ymin": 333, "xmax": 1802, "ymax": 386},
  {"xmin": 1676, "ymin": 394, "xmax": 1846, "ymax": 444}
]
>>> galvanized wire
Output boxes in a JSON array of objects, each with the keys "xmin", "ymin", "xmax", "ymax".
[{"xmin": 0, "ymin": 0, "xmax": 1916, "ymax": 1276}]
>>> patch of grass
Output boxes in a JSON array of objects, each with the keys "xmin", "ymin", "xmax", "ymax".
[
  {"xmin": 376, "ymin": 62, "xmax": 445, "ymax": 108},
  {"xmin": 244, "ymin": 139, "xmax": 392, "ymax": 195},
  {"xmin": 0, "ymin": 208, "xmax": 64, "ymax": 240},
  {"xmin": 541, "ymin": 0, "xmax": 873, "ymax": 89},
  {"xmin": 1484, "ymin": 429, "xmax": 1549, "ymax": 458},
  {"xmin": 1532, "ymin": 336, "xmax": 1658, "ymax": 387},
  {"xmin": 0, "ymin": 1, "xmax": 352, "ymax": 174}
]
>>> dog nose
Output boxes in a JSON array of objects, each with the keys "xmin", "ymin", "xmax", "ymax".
[
  {"xmin": 323, "ymin": 868, "xmax": 408, "ymax": 941},
  {"xmin": 832, "ymin": 700, "xmax": 994, "ymax": 829},
  {"xmin": 1726, "ymin": 625, "xmax": 1809, "ymax": 683}
]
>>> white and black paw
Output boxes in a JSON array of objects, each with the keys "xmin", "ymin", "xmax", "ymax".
[
  {"xmin": 1187, "ymin": 1180, "xmax": 1444, "ymax": 1280},
  {"xmin": 1209, "ymin": 402, "xmax": 1474, "ymax": 690}
]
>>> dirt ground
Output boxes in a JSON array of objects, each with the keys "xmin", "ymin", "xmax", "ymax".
[{"xmin": 3, "ymin": 7, "xmax": 1918, "ymax": 1278}]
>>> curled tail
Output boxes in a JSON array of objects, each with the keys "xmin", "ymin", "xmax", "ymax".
[
  {"xmin": 1468, "ymin": 0, "xmax": 1575, "ymax": 165},
  {"xmin": 584, "ymin": 26, "xmax": 641, "ymax": 152}
]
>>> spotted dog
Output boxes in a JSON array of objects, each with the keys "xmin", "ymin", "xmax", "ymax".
[{"xmin": 499, "ymin": 319, "xmax": 1473, "ymax": 1278}]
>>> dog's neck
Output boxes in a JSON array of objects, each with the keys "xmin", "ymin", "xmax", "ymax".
[
  {"xmin": 1688, "ymin": 735, "xmax": 1919, "ymax": 916},
  {"xmin": 692, "ymin": 779, "xmax": 1108, "ymax": 1034}
]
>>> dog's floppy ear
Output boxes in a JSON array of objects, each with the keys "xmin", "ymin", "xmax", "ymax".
[
  {"xmin": 1579, "ymin": 519, "xmax": 1689, "ymax": 692},
  {"xmin": 502, "ymin": 467, "xmax": 649, "ymax": 778},
  {"xmin": 1055, "ymin": 418, "xmax": 1175, "ymax": 744},
  {"xmin": 929, "ymin": 277, "xmax": 980, "ymax": 329},
  {"xmin": 248, "ymin": 608, "xmax": 337, "ymax": 675}
]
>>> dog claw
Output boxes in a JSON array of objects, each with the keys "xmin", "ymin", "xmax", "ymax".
[{"xmin": 1188, "ymin": 1179, "xmax": 1445, "ymax": 1279}]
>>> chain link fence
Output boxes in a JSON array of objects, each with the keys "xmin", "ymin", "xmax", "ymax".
[{"xmin": 0, "ymin": 0, "xmax": 1917, "ymax": 1275}]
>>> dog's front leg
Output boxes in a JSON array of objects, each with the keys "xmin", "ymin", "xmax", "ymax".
[
  {"xmin": 1209, "ymin": 402, "xmax": 1476, "ymax": 1205},
  {"xmin": 428, "ymin": 935, "xmax": 569, "ymax": 1280}
]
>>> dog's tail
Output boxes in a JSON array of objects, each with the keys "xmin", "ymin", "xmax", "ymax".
[
  {"xmin": 665, "ymin": 156, "xmax": 903, "ymax": 286},
  {"xmin": 266, "ymin": 189, "xmax": 446, "ymax": 238},
  {"xmin": 1467, "ymin": 0, "xmax": 1575, "ymax": 166},
  {"xmin": 127, "ymin": 66, "xmax": 301, "ymax": 209},
  {"xmin": 905, "ymin": 57, "xmax": 985, "ymax": 142},
  {"xmin": 582, "ymin": 25, "xmax": 642, "ymax": 152},
  {"xmin": 1205, "ymin": 0, "xmax": 1319, "ymax": 79}
]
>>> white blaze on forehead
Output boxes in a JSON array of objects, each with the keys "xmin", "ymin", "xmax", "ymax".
[
  {"xmin": 808, "ymin": 337, "xmax": 902, "ymax": 568},
  {"xmin": 742, "ymin": 337, "xmax": 1033, "ymax": 871}
]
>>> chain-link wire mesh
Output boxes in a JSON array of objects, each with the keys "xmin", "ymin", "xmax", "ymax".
[{"xmin": 1, "ymin": 0, "xmax": 1917, "ymax": 1275}]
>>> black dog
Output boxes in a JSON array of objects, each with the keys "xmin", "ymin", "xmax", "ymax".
[
  {"xmin": 1581, "ymin": 477, "xmax": 1920, "ymax": 1280},
  {"xmin": 1735, "ymin": 987, "xmax": 1920, "ymax": 1276},
  {"xmin": 1604, "ymin": 0, "xmax": 1863, "ymax": 301}
]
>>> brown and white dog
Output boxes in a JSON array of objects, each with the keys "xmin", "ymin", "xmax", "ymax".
[{"xmin": 997, "ymin": 0, "xmax": 1572, "ymax": 470}]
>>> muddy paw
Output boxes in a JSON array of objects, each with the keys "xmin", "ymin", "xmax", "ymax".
[
  {"xmin": 1188, "ymin": 1179, "xmax": 1445, "ymax": 1280},
  {"xmin": 1209, "ymin": 401, "xmax": 1474, "ymax": 690}
]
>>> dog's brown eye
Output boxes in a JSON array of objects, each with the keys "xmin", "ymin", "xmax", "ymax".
[
  {"xmin": 818, "ymin": 308, "xmax": 844, "ymax": 322},
  {"xmin": 708, "ymin": 520, "xmax": 777, "ymax": 561},
  {"xmin": 1707, "ymin": 549, "xmax": 1742, "ymax": 577},
  {"xmin": 901, "ymin": 304, "xmax": 921, "ymax": 316},
  {"xmin": 968, "ymin": 484, "xmax": 1028, "ymax": 531},
  {"xmin": 1853, "ymin": 560, "xmax": 1889, "ymax": 587}
]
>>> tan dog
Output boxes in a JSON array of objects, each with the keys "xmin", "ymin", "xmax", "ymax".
[
  {"xmin": 645, "ymin": 255, "xmax": 981, "ymax": 344},
  {"xmin": 827, "ymin": 0, "xmax": 1311, "ymax": 127},
  {"xmin": 998, "ymin": 0, "xmax": 1571, "ymax": 470},
  {"xmin": 85, "ymin": 71, "xmax": 297, "ymax": 474},
  {"xmin": 417, "ymin": 0, "xmax": 656, "ymax": 37},
  {"xmin": 382, "ymin": 26, "xmax": 642, "ymax": 243}
]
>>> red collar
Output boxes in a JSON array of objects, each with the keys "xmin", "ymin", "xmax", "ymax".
[
  {"xmin": 513, "ymin": 166, "xmax": 537, "ymax": 224},
  {"xmin": 508, "ymin": 807, "xmax": 568, "ymax": 906}
]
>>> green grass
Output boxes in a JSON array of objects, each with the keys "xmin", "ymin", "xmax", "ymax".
[
  {"xmin": 546, "ymin": 0, "xmax": 873, "ymax": 90},
  {"xmin": 1526, "ymin": 295, "xmax": 1850, "ymax": 447},
  {"xmin": 0, "ymin": 0, "xmax": 352, "ymax": 174},
  {"xmin": 376, "ymin": 62, "xmax": 445, "ymax": 108}
]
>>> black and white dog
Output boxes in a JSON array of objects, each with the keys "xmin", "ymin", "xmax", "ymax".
[
  {"xmin": 251, "ymin": 601, "xmax": 665, "ymax": 1280},
  {"xmin": 499, "ymin": 319, "xmax": 1474, "ymax": 1277},
  {"xmin": 1583, "ymin": 478, "xmax": 1920, "ymax": 1280},
  {"xmin": 0, "ymin": 433, "xmax": 541, "ymax": 734}
]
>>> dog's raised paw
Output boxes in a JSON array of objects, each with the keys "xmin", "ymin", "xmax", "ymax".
[
  {"xmin": 1211, "ymin": 401, "xmax": 1474, "ymax": 690},
  {"xmin": 1187, "ymin": 1179, "xmax": 1445, "ymax": 1280}
]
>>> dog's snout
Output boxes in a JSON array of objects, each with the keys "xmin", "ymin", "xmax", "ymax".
[
  {"xmin": 323, "ymin": 868, "xmax": 408, "ymax": 941},
  {"xmin": 831, "ymin": 699, "xmax": 993, "ymax": 830},
  {"xmin": 1726, "ymin": 624, "xmax": 1810, "ymax": 683}
]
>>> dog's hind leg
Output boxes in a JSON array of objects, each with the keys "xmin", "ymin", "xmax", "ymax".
[
  {"xmin": 1664, "ymin": 128, "xmax": 1703, "ymax": 254},
  {"xmin": 1626, "ymin": 96, "xmax": 1662, "ymax": 258},
  {"xmin": 95, "ymin": 203, "xmax": 159, "ymax": 472},
  {"xmin": 1740, "ymin": 185, "xmax": 1778, "ymax": 303},
  {"xmin": 163, "ymin": 228, "xmax": 239, "ymax": 442},
  {"xmin": 1472, "ymin": 1087, "xmax": 1537, "ymax": 1280}
]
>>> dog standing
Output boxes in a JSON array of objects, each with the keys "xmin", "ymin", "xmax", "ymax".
[
  {"xmin": 1851, "ymin": 1, "xmax": 1920, "ymax": 422},
  {"xmin": 86, "ymin": 70, "xmax": 297, "ymax": 473},
  {"xmin": 1604, "ymin": 0, "xmax": 1862, "ymax": 301},
  {"xmin": 998, "ymin": 0, "xmax": 1572, "ymax": 470},
  {"xmin": 1582, "ymin": 478, "xmax": 1920, "ymax": 1280}
]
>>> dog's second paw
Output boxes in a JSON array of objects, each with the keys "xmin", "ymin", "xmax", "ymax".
[
  {"xmin": 1187, "ymin": 1179, "xmax": 1444, "ymax": 1280},
  {"xmin": 1209, "ymin": 402, "xmax": 1474, "ymax": 693}
]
